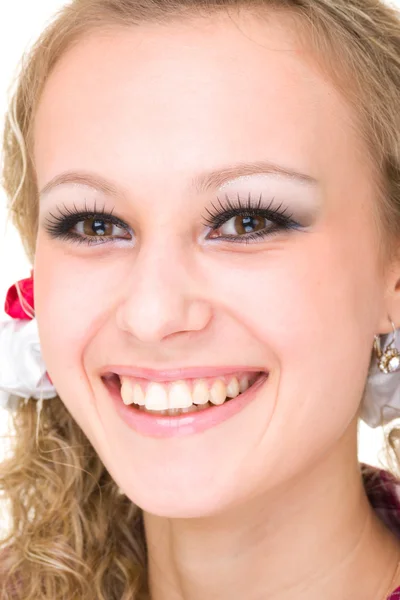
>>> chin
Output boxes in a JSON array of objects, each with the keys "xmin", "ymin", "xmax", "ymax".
[{"xmin": 115, "ymin": 474, "xmax": 236, "ymax": 519}]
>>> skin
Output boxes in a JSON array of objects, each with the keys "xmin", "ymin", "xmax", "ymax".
[{"xmin": 32, "ymin": 9, "xmax": 400, "ymax": 600}]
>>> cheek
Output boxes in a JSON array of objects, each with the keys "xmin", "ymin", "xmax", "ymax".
[
  {"xmin": 204, "ymin": 239, "xmax": 358, "ymax": 352},
  {"xmin": 201, "ymin": 236, "xmax": 378, "ymax": 487},
  {"xmin": 206, "ymin": 233, "xmax": 378, "ymax": 419},
  {"xmin": 33, "ymin": 241, "xmax": 119, "ymax": 392}
]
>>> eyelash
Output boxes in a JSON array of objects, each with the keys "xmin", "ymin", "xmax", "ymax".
[{"xmin": 43, "ymin": 194, "xmax": 302, "ymax": 247}]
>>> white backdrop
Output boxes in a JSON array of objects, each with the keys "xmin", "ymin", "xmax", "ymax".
[{"xmin": 0, "ymin": 1, "xmax": 397, "ymax": 473}]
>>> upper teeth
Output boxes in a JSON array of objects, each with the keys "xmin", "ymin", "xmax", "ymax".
[{"xmin": 119, "ymin": 373, "xmax": 260, "ymax": 411}]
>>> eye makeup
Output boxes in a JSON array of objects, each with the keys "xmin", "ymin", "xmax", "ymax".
[
  {"xmin": 42, "ymin": 190, "xmax": 311, "ymax": 247},
  {"xmin": 40, "ymin": 170, "xmax": 318, "ymax": 247}
]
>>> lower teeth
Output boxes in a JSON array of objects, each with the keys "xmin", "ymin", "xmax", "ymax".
[{"xmin": 135, "ymin": 399, "xmax": 233, "ymax": 415}]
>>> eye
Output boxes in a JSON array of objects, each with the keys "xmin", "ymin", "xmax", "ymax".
[
  {"xmin": 215, "ymin": 214, "xmax": 270, "ymax": 237},
  {"xmin": 43, "ymin": 202, "xmax": 132, "ymax": 246},
  {"xmin": 203, "ymin": 193, "xmax": 303, "ymax": 244},
  {"xmin": 74, "ymin": 217, "xmax": 130, "ymax": 240}
]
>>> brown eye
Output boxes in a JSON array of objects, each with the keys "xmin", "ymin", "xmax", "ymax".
[
  {"xmin": 202, "ymin": 192, "xmax": 302, "ymax": 245},
  {"xmin": 208, "ymin": 214, "xmax": 269, "ymax": 239},
  {"xmin": 76, "ymin": 218, "xmax": 131, "ymax": 239},
  {"xmin": 43, "ymin": 205, "xmax": 133, "ymax": 247},
  {"xmin": 231, "ymin": 215, "xmax": 267, "ymax": 235}
]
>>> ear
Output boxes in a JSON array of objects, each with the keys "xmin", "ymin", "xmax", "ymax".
[{"xmin": 377, "ymin": 261, "xmax": 400, "ymax": 335}]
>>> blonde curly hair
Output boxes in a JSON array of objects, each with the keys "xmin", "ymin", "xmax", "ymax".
[{"xmin": 2, "ymin": 0, "xmax": 400, "ymax": 597}]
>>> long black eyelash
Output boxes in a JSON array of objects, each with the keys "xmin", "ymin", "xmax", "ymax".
[
  {"xmin": 43, "ymin": 192, "xmax": 301, "ymax": 247},
  {"xmin": 44, "ymin": 199, "xmax": 128, "ymax": 240},
  {"xmin": 202, "ymin": 192, "xmax": 296, "ymax": 229}
]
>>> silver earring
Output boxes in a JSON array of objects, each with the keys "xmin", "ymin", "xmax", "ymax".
[{"xmin": 374, "ymin": 319, "xmax": 400, "ymax": 374}]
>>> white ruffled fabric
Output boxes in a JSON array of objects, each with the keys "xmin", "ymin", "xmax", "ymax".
[
  {"xmin": 361, "ymin": 330, "xmax": 400, "ymax": 427},
  {"xmin": 0, "ymin": 318, "xmax": 57, "ymax": 412},
  {"xmin": 0, "ymin": 316, "xmax": 400, "ymax": 428}
]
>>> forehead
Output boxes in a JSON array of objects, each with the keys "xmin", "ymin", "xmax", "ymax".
[{"xmin": 33, "ymin": 12, "xmax": 363, "ymax": 192}]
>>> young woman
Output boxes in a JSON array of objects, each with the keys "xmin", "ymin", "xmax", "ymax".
[{"xmin": 1, "ymin": 0, "xmax": 400, "ymax": 598}]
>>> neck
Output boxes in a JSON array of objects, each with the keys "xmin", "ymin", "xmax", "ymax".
[{"xmin": 143, "ymin": 422, "xmax": 400, "ymax": 600}]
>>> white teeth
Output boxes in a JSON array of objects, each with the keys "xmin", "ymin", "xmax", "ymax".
[
  {"xmin": 133, "ymin": 383, "xmax": 145, "ymax": 406},
  {"xmin": 239, "ymin": 375, "xmax": 249, "ymax": 393},
  {"xmin": 144, "ymin": 383, "xmax": 168, "ymax": 411},
  {"xmin": 226, "ymin": 377, "xmax": 240, "ymax": 398},
  {"xmin": 209, "ymin": 380, "xmax": 227, "ymax": 405},
  {"xmin": 169, "ymin": 381, "xmax": 193, "ymax": 409},
  {"xmin": 121, "ymin": 378, "xmax": 135, "ymax": 405},
  {"xmin": 119, "ymin": 372, "xmax": 258, "ymax": 411},
  {"xmin": 192, "ymin": 380, "xmax": 210, "ymax": 405}
]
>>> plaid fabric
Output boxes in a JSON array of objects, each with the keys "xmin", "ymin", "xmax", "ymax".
[{"xmin": 361, "ymin": 463, "xmax": 400, "ymax": 599}]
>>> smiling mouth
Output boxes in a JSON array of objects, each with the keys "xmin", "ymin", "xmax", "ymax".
[{"xmin": 102, "ymin": 371, "xmax": 268, "ymax": 417}]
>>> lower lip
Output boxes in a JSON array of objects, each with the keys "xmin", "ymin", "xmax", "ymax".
[{"xmin": 106, "ymin": 373, "xmax": 269, "ymax": 438}]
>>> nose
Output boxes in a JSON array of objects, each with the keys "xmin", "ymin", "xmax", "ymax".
[{"xmin": 115, "ymin": 244, "xmax": 212, "ymax": 344}]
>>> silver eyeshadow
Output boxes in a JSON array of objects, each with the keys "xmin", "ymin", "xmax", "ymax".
[
  {"xmin": 39, "ymin": 170, "xmax": 320, "ymax": 227},
  {"xmin": 217, "ymin": 173, "xmax": 320, "ymax": 226},
  {"xmin": 39, "ymin": 160, "xmax": 318, "ymax": 199},
  {"xmin": 218, "ymin": 172, "xmax": 317, "ymax": 191}
]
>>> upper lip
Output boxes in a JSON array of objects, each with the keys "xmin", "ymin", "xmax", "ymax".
[{"xmin": 102, "ymin": 365, "xmax": 268, "ymax": 383}]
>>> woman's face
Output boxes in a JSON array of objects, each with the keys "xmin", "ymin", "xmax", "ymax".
[{"xmin": 33, "ymin": 12, "xmax": 387, "ymax": 516}]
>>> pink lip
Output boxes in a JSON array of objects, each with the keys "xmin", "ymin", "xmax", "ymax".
[
  {"xmin": 104, "ymin": 371, "xmax": 269, "ymax": 438},
  {"xmin": 102, "ymin": 365, "xmax": 267, "ymax": 383}
]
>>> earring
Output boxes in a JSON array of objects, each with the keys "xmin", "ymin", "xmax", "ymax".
[{"xmin": 374, "ymin": 319, "xmax": 400, "ymax": 374}]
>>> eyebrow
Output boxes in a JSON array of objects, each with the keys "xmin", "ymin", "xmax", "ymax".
[{"xmin": 39, "ymin": 160, "xmax": 318, "ymax": 198}]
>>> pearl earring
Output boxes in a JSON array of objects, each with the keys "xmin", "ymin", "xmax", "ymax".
[{"xmin": 374, "ymin": 319, "xmax": 400, "ymax": 374}]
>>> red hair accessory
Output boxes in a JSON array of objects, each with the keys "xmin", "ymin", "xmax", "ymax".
[{"xmin": 0, "ymin": 271, "xmax": 56, "ymax": 411}]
